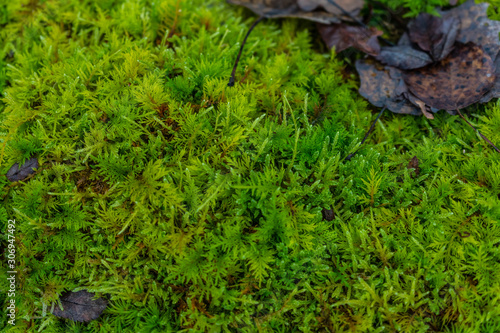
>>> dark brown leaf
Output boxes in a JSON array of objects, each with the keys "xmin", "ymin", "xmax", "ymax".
[
  {"xmin": 408, "ymin": 13, "xmax": 458, "ymax": 61},
  {"xmin": 397, "ymin": 32, "xmax": 412, "ymax": 47},
  {"xmin": 408, "ymin": 13, "xmax": 442, "ymax": 52},
  {"xmin": 6, "ymin": 157, "xmax": 39, "ymax": 182},
  {"xmin": 404, "ymin": 43, "xmax": 496, "ymax": 111},
  {"xmin": 356, "ymin": 59, "xmax": 422, "ymax": 116},
  {"xmin": 445, "ymin": 0, "xmax": 500, "ymax": 59},
  {"xmin": 52, "ymin": 290, "xmax": 108, "ymax": 323},
  {"xmin": 227, "ymin": 0, "xmax": 363, "ymax": 24},
  {"xmin": 407, "ymin": 156, "xmax": 420, "ymax": 178},
  {"xmin": 318, "ymin": 23, "xmax": 382, "ymax": 56},
  {"xmin": 376, "ymin": 45, "xmax": 433, "ymax": 70}
]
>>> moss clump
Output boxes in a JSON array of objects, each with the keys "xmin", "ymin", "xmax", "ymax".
[{"xmin": 1, "ymin": 0, "xmax": 500, "ymax": 332}]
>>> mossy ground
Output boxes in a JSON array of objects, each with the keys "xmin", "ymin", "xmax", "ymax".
[{"xmin": 1, "ymin": 0, "xmax": 500, "ymax": 332}]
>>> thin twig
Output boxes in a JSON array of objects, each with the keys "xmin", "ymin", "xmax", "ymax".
[
  {"xmin": 456, "ymin": 109, "xmax": 500, "ymax": 153},
  {"xmin": 228, "ymin": 16, "xmax": 265, "ymax": 87},
  {"xmin": 345, "ymin": 107, "xmax": 386, "ymax": 161}
]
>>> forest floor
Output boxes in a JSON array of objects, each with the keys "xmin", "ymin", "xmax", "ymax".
[{"xmin": 1, "ymin": 0, "xmax": 500, "ymax": 332}]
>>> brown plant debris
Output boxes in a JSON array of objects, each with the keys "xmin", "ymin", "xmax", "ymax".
[
  {"xmin": 355, "ymin": 59, "xmax": 422, "ymax": 116},
  {"xmin": 357, "ymin": 0, "xmax": 500, "ymax": 115},
  {"xmin": 407, "ymin": 156, "xmax": 421, "ymax": 178},
  {"xmin": 6, "ymin": 157, "xmax": 39, "ymax": 182},
  {"xmin": 376, "ymin": 45, "xmax": 433, "ymax": 70},
  {"xmin": 408, "ymin": 12, "xmax": 459, "ymax": 61}
]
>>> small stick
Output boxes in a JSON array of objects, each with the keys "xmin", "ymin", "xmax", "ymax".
[
  {"xmin": 228, "ymin": 16, "xmax": 265, "ymax": 87},
  {"xmin": 345, "ymin": 107, "xmax": 386, "ymax": 160},
  {"xmin": 456, "ymin": 109, "xmax": 500, "ymax": 153},
  {"xmin": 326, "ymin": 0, "xmax": 394, "ymax": 46}
]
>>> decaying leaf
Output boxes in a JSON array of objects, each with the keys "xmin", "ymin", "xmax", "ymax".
[
  {"xmin": 356, "ymin": 59, "xmax": 422, "ymax": 116},
  {"xmin": 318, "ymin": 23, "xmax": 382, "ymax": 55},
  {"xmin": 321, "ymin": 208, "xmax": 335, "ymax": 221},
  {"xmin": 6, "ymin": 157, "xmax": 39, "ymax": 182},
  {"xmin": 376, "ymin": 45, "xmax": 433, "ymax": 70},
  {"xmin": 407, "ymin": 156, "xmax": 420, "ymax": 178},
  {"xmin": 404, "ymin": 43, "xmax": 496, "ymax": 111},
  {"xmin": 227, "ymin": 0, "xmax": 363, "ymax": 24},
  {"xmin": 446, "ymin": 0, "xmax": 500, "ymax": 59},
  {"xmin": 52, "ymin": 290, "xmax": 108, "ymax": 323},
  {"xmin": 408, "ymin": 13, "xmax": 458, "ymax": 61},
  {"xmin": 480, "ymin": 53, "xmax": 500, "ymax": 103}
]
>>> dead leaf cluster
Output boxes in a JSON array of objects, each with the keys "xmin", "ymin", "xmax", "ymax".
[{"xmin": 356, "ymin": 0, "xmax": 500, "ymax": 118}]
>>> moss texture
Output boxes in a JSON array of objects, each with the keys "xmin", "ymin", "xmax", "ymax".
[{"xmin": 1, "ymin": 0, "xmax": 500, "ymax": 332}]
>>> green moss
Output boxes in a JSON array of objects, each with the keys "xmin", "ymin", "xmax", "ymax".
[{"xmin": 1, "ymin": 0, "xmax": 500, "ymax": 332}]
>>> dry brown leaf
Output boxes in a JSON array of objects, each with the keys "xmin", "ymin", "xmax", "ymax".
[
  {"xmin": 356, "ymin": 59, "xmax": 422, "ymax": 116},
  {"xmin": 404, "ymin": 43, "xmax": 496, "ymax": 111},
  {"xmin": 376, "ymin": 45, "xmax": 433, "ymax": 70},
  {"xmin": 318, "ymin": 23, "xmax": 382, "ymax": 56},
  {"xmin": 408, "ymin": 13, "xmax": 458, "ymax": 61}
]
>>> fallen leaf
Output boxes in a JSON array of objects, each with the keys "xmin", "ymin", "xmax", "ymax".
[
  {"xmin": 403, "ymin": 43, "xmax": 496, "ymax": 111},
  {"xmin": 52, "ymin": 290, "xmax": 108, "ymax": 323},
  {"xmin": 6, "ymin": 157, "xmax": 39, "ymax": 182},
  {"xmin": 445, "ymin": 0, "xmax": 500, "ymax": 59},
  {"xmin": 408, "ymin": 13, "xmax": 458, "ymax": 61},
  {"xmin": 397, "ymin": 32, "xmax": 412, "ymax": 47},
  {"xmin": 356, "ymin": 59, "xmax": 422, "ymax": 116},
  {"xmin": 318, "ymin": 23, "xmax": 382, "ymax": 55},
  {"xmin": 227, "ymin": 0, "xmax": 363, "ymax": 24},
  {"xmin": 480, "ymin": 52, "xmax": 500, "ymax": 103},
  {"xmin": 376, "ymin": 45, "xmax": 433, "ymax": 70}
]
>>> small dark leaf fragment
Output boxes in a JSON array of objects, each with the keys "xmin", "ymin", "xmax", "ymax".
[
  {"xmin": 322, "ymin": 208, "xmax": 335, "ymax": 221},
  {"xmin": 6, "ymin": 157, "xmax": 39, "ymax": 182},
  {"xmin": 407, "ymin": 156, "xmax": 420, "ymax": 178},
  {"xmin": 376, "ymin": 45, "xmax": 433, "ymax": 70},
  {"xmin": 52, "ymin": 290, "xmax": 108, "ymax": 323}
]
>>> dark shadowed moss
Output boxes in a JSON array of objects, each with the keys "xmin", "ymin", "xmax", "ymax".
[{"xmin": 1, "ymin": 0, "xmax": 500, "ymax": 332}]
